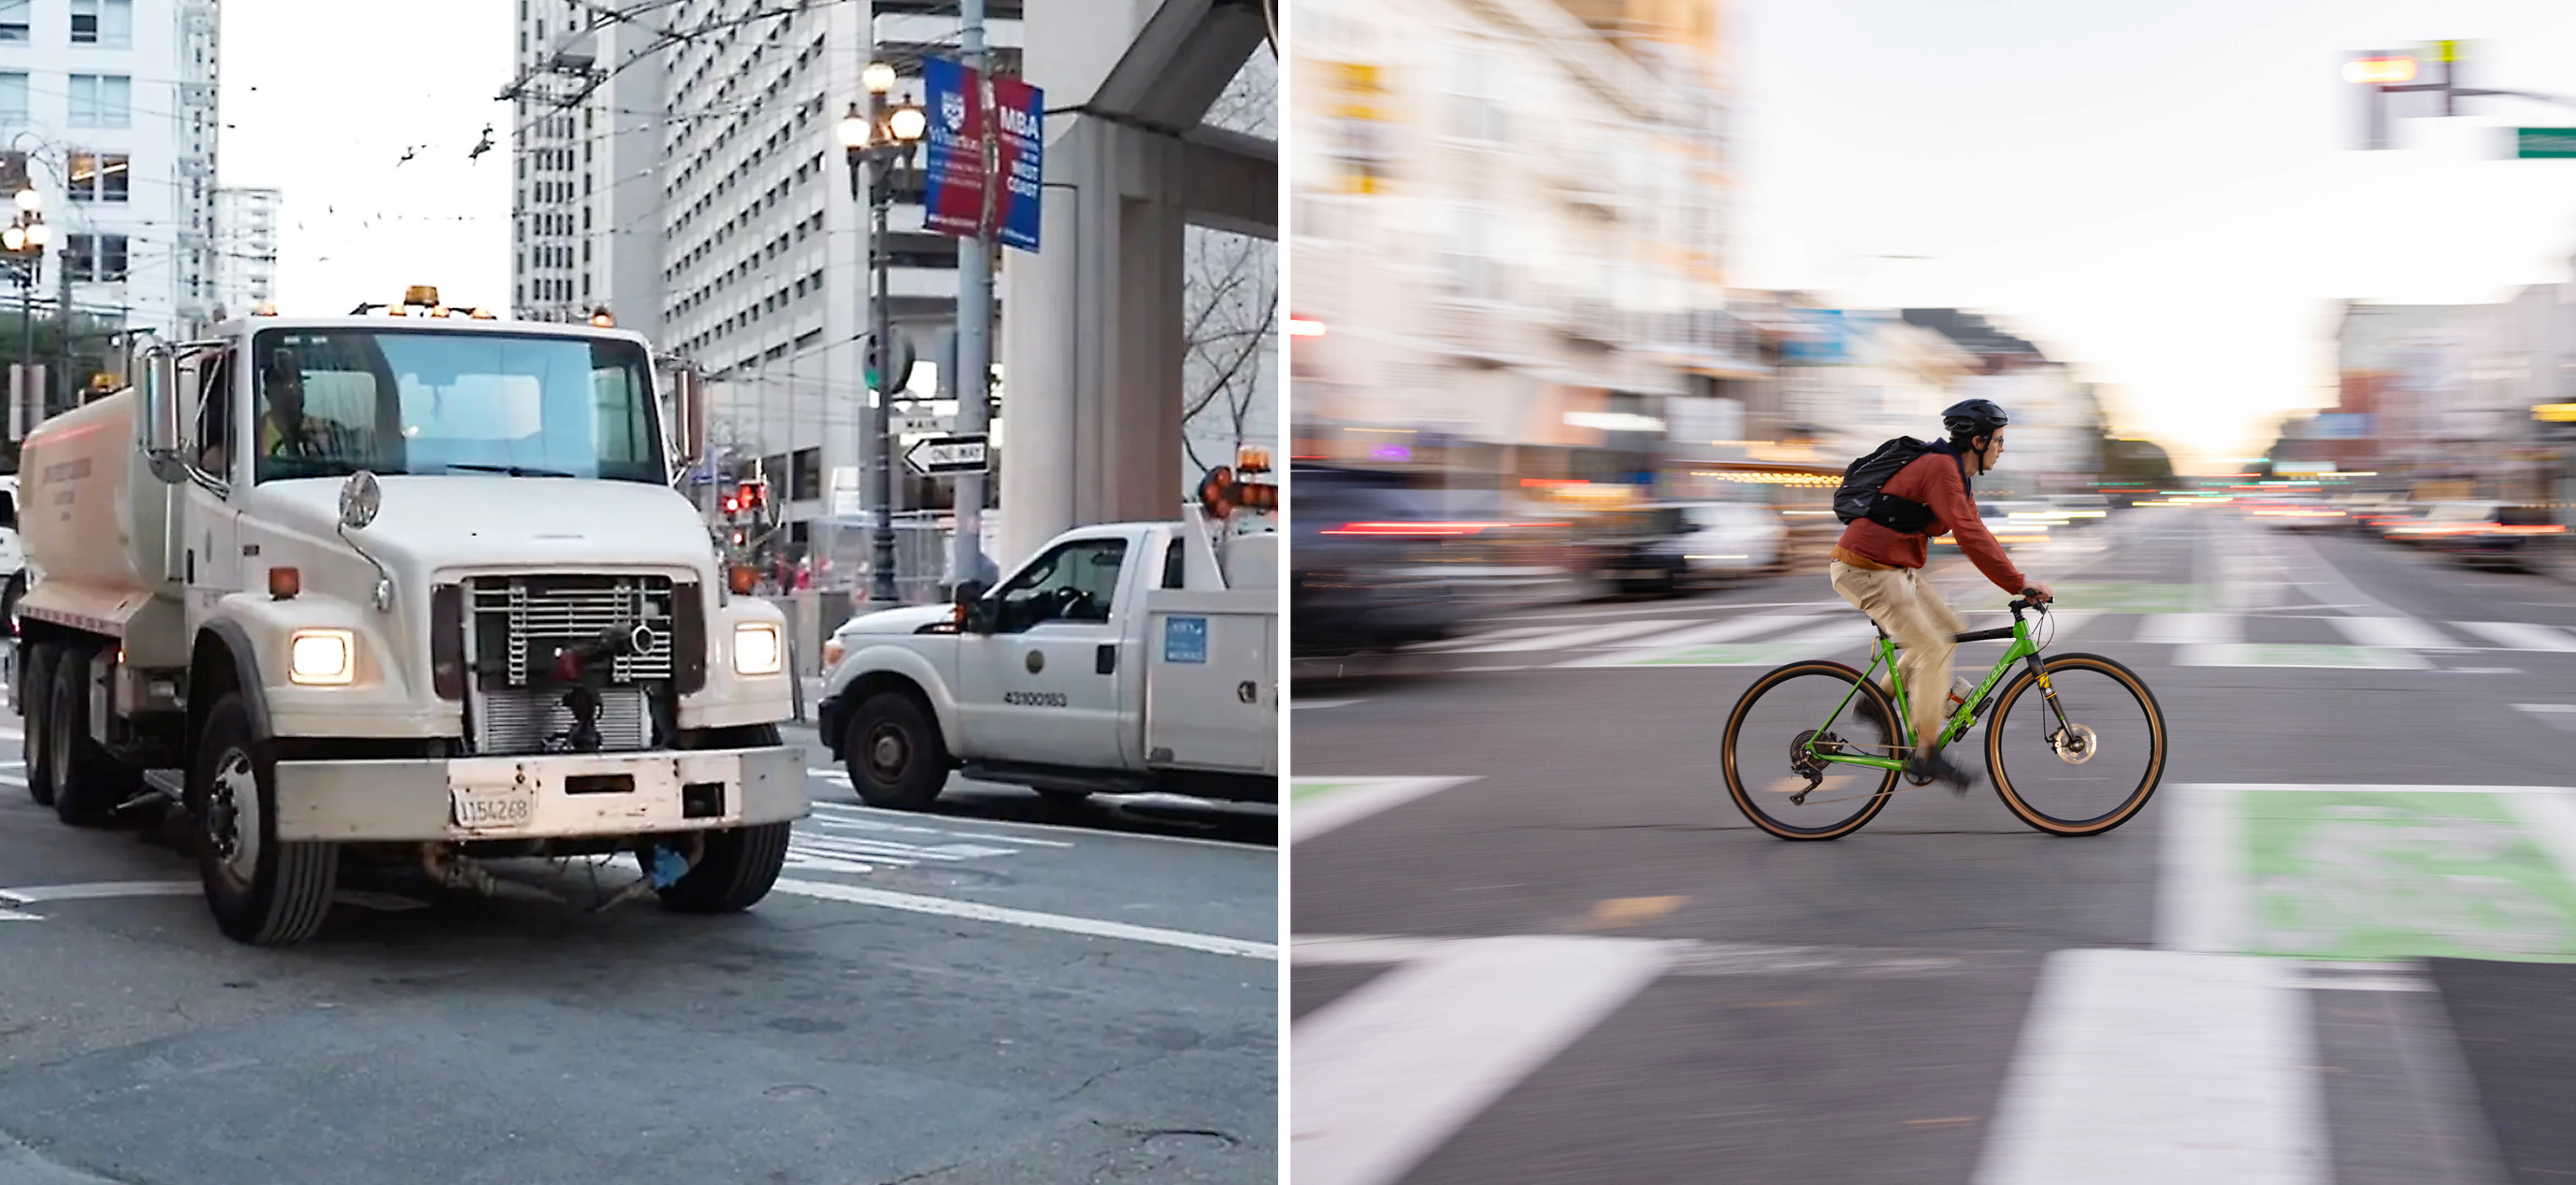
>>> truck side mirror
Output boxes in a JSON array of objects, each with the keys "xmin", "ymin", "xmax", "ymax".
[
  {"xmin": 138, "ymin": 344, "xmax": 184, "ymax": 485},
  {"xmin": 670, "ymin": 365, "xmax": 707, "ymax": 470},
  {"xmin": 953, "ymin": 580, "xmax": 992, "ymax": 633}
]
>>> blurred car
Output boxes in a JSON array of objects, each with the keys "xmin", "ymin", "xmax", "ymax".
[
  {"xmin": 2383, "ymin": 499, "xmax": 2499, "ymax": 547},
  {"xmin": 2250, "ymin": 495, "xmax": 2347, "ymax": 531},
  {"xmin": 2413, "ymin": 501, "xmax": 2567, "ymax": 568},
  {"xmin": 2348, "ymin": 498, "xmax": 2422, "ymax": 539},
  {"xmin": 1289, "ymin": 464, "xmax": 1475, "ymax": 657},
  {"xmin": 1593, "ymin": 502, "xmax": 1787, "ymax": 596}
]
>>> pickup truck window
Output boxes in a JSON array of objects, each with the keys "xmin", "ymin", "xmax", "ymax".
[
  {"xmin": 993, "ymin": 538, "xmax": 1127, "ymax": 632},
  {"xmin": 191, "ymin": 349, "xmax": 235, "ymax": 478},
  {"xmin": 1162, "ymin": 539, "xmax": 1186, "ymax": 588}
]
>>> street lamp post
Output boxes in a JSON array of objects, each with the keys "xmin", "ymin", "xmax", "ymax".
[
  {"xmin": 839, "ymin": 66, "xmax": 927, "ymax": 607},
  {"xmin": 2, "ymin": 187, "xmax": 46, "ymax": 433}
]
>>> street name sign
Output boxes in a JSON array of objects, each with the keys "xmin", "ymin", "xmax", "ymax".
[
  {"xmin": 905, "ymin": 434, "xmax": 989, "ymax": 477},
  {"xmin": 2517, "ymin": 127, "xmax": 2576, "ymax": 158}
]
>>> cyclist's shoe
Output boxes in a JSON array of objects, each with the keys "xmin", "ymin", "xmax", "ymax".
[{"xmin": 1905, "ymin": 748, "xmax": 1978, "ymax": 795}]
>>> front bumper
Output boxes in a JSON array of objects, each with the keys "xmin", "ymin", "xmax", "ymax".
[{"xmin": 268, "ymin": 744, "xmax": 808, "ymax": 843}]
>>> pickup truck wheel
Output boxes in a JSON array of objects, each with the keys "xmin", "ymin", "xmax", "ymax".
[
  {"xmin": 845, "ymin": 692, "xmax": 950, "ymax": 810},
  {"xmin": 656, "ymin": 822, "xmax": 792, "ymax": 914},
  {"xmin": 20, "ymin": 643, "xmax": 54, "ymax": 806},
  {"xmin": 194, "ymin": 692, "xmax": 338, "ymax": 947}
]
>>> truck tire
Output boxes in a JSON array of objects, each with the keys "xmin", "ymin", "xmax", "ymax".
[
  {"xmin": 48, "ymin": 648, "xmax": 125, "ymax": 828},
  {"xmin": 20, "ymin": 643, "xmax": 54, "ymax": 807},
  {"xmin": 194, "ymin": 692, "xmax": 338, "ymax": 947},
  {"xmin": 844, "ymin": 691, "xmax": 950, "ymax": 810},
  {"xmin": 656, "ymin": 822, "xmax": 792, "ymax": 914}
]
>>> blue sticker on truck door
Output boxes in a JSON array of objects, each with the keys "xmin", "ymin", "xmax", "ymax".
[{"xmin": 1163, "ymin": 616, "xmax": 1208, "ymax": 663}]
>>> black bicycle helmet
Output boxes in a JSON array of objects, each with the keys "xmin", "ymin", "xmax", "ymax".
[{"xmin": 1941, "ymin": 398, "xmax": 2009, "ymax": 440}]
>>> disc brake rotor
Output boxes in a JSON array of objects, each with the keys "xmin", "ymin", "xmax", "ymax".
[{"xmin": 2050, "ymin": 723, "xmax": 2098, "ymax": 765}]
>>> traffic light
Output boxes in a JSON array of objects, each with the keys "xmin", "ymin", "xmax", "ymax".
[
  {"xmin": 722, "ymin": 494, "xmax": 741, "ymax": 515},
  {"xmin": 738, "ymin": 479, "xmax": 768, "ymax": 512}
]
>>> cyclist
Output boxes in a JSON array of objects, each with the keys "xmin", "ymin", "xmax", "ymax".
[{"xmin": 1827, "ymin": 398, "xmax": 2052, "ymax": 789}]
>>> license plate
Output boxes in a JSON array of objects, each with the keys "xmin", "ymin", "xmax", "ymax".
[{"xmin": 452, "ymin": 787, "xmax": 535, "ymax": 829}]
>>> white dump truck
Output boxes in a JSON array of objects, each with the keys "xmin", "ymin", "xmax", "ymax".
[
  {"xmin": 12, "ymin": 288, "xmax": 805, "ymax": 945},
  {"xmin": 0, "ymin": 473, "xmax": 22, "ymax": 631},
  {"xmin": 814, "ymin": 497, "xmax": 1278, "ymax": 811}
]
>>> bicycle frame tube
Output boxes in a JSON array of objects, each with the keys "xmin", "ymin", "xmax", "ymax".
[{"xmin": 1804, "ymin": 613, "xmax": 2045, "ymax": 772}]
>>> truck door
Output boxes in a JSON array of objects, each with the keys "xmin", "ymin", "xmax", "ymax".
[
  {"xmin": 957, "ymin": 535, "xmax": 1131, "ymax": 769},
  {"xmin": 180, "ymin": 347, "xmax": 243, "ymax": 629}
]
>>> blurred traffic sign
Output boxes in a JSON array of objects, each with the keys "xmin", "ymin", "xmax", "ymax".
[
  {"xmin": 894, "ymin": 412, "xmax": 952, "ymax": 435},
  {"xmin": 905, "ymin": 434, "xmax": 988, "ymax": 477},
  {"xmin": 2517, "ymin": 128, "xmax": 2576, "ymax": 158}
]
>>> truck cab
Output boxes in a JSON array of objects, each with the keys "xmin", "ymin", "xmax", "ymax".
[
  {"xmin": 815, "ymin": 507, "xmax": 1278, "ymax": 811},
  {"xmin": 12, "ymin": 291, "xmax": 806, "ymax": 945}
]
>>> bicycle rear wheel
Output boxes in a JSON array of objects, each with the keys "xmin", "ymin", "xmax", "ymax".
[
  {"xmin": 1722, "ymin": 661, "xmax": 1902, "ymax": 841},
  {"xmin": 1982, "ymin": 653, "xmax": 2166, "ymax": 836}
]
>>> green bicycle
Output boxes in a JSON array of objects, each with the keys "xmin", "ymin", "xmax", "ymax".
[{"xmin": 1721, "ymin": 592, "xmax": 2166, "ymax": 840}]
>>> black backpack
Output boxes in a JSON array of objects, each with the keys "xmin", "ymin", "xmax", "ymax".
[{"xmin": 1834, "ymin": 437, "xmax": 1967, "ymax": 535}]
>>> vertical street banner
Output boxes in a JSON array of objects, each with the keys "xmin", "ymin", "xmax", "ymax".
[
  {"xmin": 921, "ymin": 58, "xmax": 1044, "ymax": 252},
  {"xmin": 921, "ymin": 57, "xmax": 986, "ymax": 239},
  {"xmin": 989, "ymin": 73, "xmax": 1043, "ymax": 252}
]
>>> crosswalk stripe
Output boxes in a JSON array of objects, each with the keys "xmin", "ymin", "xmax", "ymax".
[
  {"xmin": 1442, "ymin": 620, "xmax": 1691, "ymax": 653},
  {"xmin": 2135, "ymin": 613, "xmax": 2240, "ymax": 645},
  {"xmin": 1292, "ymin": 936, "xmax": 1673, "ymax": 1185},
  {"xmin": 1409, "ymin": 626, "xmax": 1563, "ymax": 652},
  {"xmin": 1603, "ymin": 614, "xmax": 1820, "ymax": 649},
  {"xmin": 2459, "ymin": 620, "xmax": 2576, "ymax": 652},
  {"xmin": 1767, "ymin": 617, "xmax": 1878, "ymax": 646},
  {"xmin": 2328, "ymin": 615, "xmax": 2471, "ymax": 651},
  {"xmin": 1974, "ymin": 949, "xmax": 2329, "ymax": 1185}
]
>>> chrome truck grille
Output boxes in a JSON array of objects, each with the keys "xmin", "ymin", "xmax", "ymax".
[{"xmin": 462, "ymin": 575, "xmax": 678, "ymax": 755}]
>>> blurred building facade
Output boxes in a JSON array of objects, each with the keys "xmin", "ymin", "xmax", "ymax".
[
  {"xmin": 2273, "ymin": 296, "xmax": 2570, "ymax": 504},
  {"xmin": 1290, "ymin": 0, "xmax": 1749, "ymax": 512}
]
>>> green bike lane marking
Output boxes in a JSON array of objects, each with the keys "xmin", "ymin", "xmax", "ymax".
[
  {"xmin": 2164, "ymin": 784, "xmax": 2576, "ymax": 962},
  {"xmin": 2179, "ymin": 643, "xmax": 2431, "ymax": 670},
  {"xmin": 2048, "ymin": 582, "xmax": 2208, "ymax": 614},
  {"xmin": 1291, "ymin": 777, "xmax": 1481, "ymax": 844}
]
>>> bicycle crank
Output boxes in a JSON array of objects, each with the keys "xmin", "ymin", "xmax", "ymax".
[{"xmin": 2049, "ymin": 723, "xmax": 2098, "ymax": 765}]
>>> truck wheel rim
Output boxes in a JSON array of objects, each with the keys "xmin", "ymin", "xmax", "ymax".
[
  {"xmin": 867, "ymin": 726, "xmax": 909, "ymax": 782},
  {"xmin": 208, "ymin": 747, "xmax": 261, "ymax": 883}
]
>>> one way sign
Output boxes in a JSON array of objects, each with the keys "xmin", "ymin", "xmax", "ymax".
[{"xmin": 904, "ymin": 434, "xmax": 989, "ymax": 477}]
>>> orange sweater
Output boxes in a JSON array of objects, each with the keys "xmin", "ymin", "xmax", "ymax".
[{"xmin": 1833, "ymin": 449, "xmax": 2027, "ymax": 594}]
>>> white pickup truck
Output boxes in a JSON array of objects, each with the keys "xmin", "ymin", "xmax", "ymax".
[{"xmin": 814, "ymin": 508, "xmax": 1277, "ymax": 810}]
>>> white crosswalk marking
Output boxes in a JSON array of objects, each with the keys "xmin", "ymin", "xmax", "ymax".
[
  {"xmin": 1602, "ymin": 614, "xmax": 1820, "ymax": 648},
  {"xmin": 1974, "ymin": 949, "xmax": 2330, "ymax": 1185},
  {"xmin": 1768, "ymin": 616, "xmax": 1878, "ymax": 646},
  {"xmin": 2328, "ymin": 615, "xmax": 2469, "ymax": 651},
  {"xmin": 2459, "ymin": 620, "xmax": 2576, "ymax": 652},
  {"xmin": 1442, "ymin": 620, "xmax": 1691, "ymax": 653},
  {"xmin": 1409, "ymin": 626, "xmax": 1563, "ymax": 652},
  {"xmin": 2135, "ymin": 613, "xmax": 2240, "ymax": 644},
  {"xmin": 1292, "ymin": 936, "xmax": 1673, "ymax": 1185}
]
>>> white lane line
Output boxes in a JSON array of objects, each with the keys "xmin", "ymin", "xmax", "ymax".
[
  {"xmin": 800, "ymin": 781, "xmax": 1263, "ymax": 850},
  {"xmin": 1603, "ymin": 614, "xmax": 1820, "ymax": 649},
  {"xmin": 1972, "ymin": 949, "xmax": 2329, "ymax": 1185},
  {"xmin": 1294, "ymin": 700, "xmax": 1363, "ymax": 710},
  {"xmin": 2328, "ymin": 616, "xmax": 2472, "ymax": 651},
  {"xmin": 2135, "ymin": 613, "xmax": 2240, "ymax": 645},
  {"xmin": 2158, "ymin": 785, "xmax": 2249, "ymax": 954},
  {"xmin": 1406, "ymin": 627, "xmax": 1562, "ymax": 652},
  {"xmin": 2459, "ymin": 621, "xmax": 2576, "ymax": 653},
  {"xmin": 0, "ymin": 881, "xmax": 198, "ymax": 904},
  {"xmin": 1292, "ymin": 777, "xmax": 1477, "ymax": 844},
  {"xmin": 1443, "ymin": 620, "xmax": 1691, "ymax": 654},
  {"xmin": 1766, "ymin": 616, "xmax": 1878, "ymax": 646},
  {"xmin": 768, "ymin": 878, "xmax": 1274, "ymax": 960},
  {"xmin": 1292, "ymin": 936, "xmax": 1673, "ymax": 1185},
  {"xmin": 2502, "ymin": 791, "xmax": 2576, "ymax": 900},
  {"xmin": 803, "ymin": 797, "xmax": 1081, "ymax": 847},
  {"xmin": 1297, "ymin": 933, "xmax": 1988, "ymax": 977}
]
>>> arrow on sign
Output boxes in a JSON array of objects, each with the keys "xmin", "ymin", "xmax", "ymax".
[{"xmin": 905, "ymin": 434, "xmax": 989, "ymax": 477}]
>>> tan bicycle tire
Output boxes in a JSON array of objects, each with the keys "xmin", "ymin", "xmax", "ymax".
[
  {"xmin": 1722, "ymin": 660, "xmax": 1903, "ymax": 841},
  {"xmin": 1982, "ymin": 653, "xmax": 2166, "ymax": 837}
]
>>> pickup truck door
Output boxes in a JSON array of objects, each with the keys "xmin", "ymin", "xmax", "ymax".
[
  {"xmin": 179, "ymin": 346, "xmax": 244, "ymax": 629},
  {"xmin": 956, "ymin": 535, "xmax": 1132, "ymax": 769}
]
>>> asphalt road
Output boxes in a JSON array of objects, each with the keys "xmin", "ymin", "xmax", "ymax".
[
  {"xmin": 1291, "ymin": 506, "xmax": 2576, "ymax": 1185},
  {"xmin": 0, "ymin": 708, "xmax": 1278, "ymax": 1185}
]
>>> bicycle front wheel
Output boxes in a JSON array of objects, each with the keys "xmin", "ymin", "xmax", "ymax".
[
  {"xmin": 1722, "ymin": 660, "xmax": 1902, "ymax": 841},
  {"xmin": 1983, "ymin": 653, "xmax": 2166, "ymax": 836}
]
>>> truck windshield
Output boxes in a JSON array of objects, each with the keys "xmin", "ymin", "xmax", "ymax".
[{"xmin": 250, "ymin": 328, "xmax": 663, "ymax": 484}]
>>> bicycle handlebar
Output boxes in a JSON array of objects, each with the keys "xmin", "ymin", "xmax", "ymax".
[{"xmin": 2008, "ymin": 586, "xmax": 2052, "ymax": 613}]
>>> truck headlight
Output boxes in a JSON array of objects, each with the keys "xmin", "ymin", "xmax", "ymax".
[
  {"xmin": 734, "ymin": 622, "xmax": 783, "ymax": 676},
  {"xmin": 288, "ymin": 629, "xmax": 354, "ymax": 686}
]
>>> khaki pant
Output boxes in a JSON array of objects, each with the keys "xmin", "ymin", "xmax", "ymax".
[{"xmin": 1828, "ymin": 560, "xmax": 1964, "ymax": 753}]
